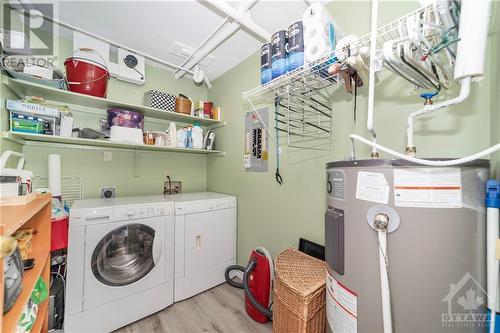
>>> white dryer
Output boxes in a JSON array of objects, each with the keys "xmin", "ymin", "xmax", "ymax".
[
  {"xmin": 172, "ymin": 192, "xmax": 236, "ymax": 302},
  {"xmin": 65, "ymin": 196, "xmax": 174, "ymax": 332}
]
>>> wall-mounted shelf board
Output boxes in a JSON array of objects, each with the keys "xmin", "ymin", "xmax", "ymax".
[
  {"xmin": 1, "ymin": 193, "xmax": 52, "ymax": 236},
  {"xmin": 3, "ymin": 77, "xmax": 224, "ymax": 127},
  {"xmin": 3, "ymin": 132, "xmax": 224, "ymax": 155},
  {"xmin": 1, "ymin": 193, "xmax": 52, "ymax": 333}
]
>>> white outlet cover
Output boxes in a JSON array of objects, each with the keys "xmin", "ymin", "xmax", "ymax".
[{"xmin": 103, "ymin": 151, "xmax": 112, "ymax": 162}]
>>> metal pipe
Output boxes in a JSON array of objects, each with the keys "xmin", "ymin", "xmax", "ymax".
[
  {"xmin": 205, "ymin": 0, "xmax": 271, "ymax": 42},
  {"xmin": 17, "ymin": 2, "xmax": 215, "ymax": 86},
  {"xmin": 174, "ymin": 0, "xmax": 257, "ymax": 79},
  {"xmin": 173, "ymin": 18, "xmax": 229, "ymax": 76},
  {"xmin": 174, "ymin": 22, "xmax": 239, "ymax": 80},
  {"xmin": 31, "ymin": 13, "xmax": 195, "ymax": 75}
]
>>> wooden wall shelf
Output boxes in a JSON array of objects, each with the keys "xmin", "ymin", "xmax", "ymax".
[{"xmin": 1, "ymin": 193, "xmax": 52, "ymax": 333}]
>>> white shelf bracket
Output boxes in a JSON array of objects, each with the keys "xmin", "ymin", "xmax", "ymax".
[
  {"xmin": 208, "ymin": 121, "xmax": 227, "ymax": 130},
  {"xmin": 134, "ymin": 149, "xmax": 140, "ymax": 178}
]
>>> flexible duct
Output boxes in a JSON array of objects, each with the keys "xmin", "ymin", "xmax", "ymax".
[{"xmin": 378, "ymin": 229, "xmax": 392, "ymax": 333}]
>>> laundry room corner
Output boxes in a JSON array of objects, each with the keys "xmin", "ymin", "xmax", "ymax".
[
  {"xmin": 207, "ymin": 0, "xmax": 498, "ymax": 264},
  {"xmin": 2, "ymin": 0, "xmax": 500, "ymax": 332},
  {"xmin": 2, "ymin": 30, "xmax": 212, "ymax": 198}
]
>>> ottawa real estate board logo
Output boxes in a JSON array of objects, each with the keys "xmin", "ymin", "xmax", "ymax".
[
  {"xmin": 2, "ymin": 2, "xmax": 58, "ymax": 67},
  {"xmin": 442, "ymin": 272, "xmax": 491, "ymax": 329}
]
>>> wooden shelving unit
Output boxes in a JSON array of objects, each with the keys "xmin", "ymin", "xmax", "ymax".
[{"xmin": 1, "ymin": 194, "xmax": 52, "ymax": 333}]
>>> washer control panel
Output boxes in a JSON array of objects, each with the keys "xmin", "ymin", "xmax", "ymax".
[
  {"xmin": 115, "ymin": 203, "xmax": 174, "ymax": 221},
  {"xmin": 175, "ymin": 198, "xmax": 237, "ymax": 215}
]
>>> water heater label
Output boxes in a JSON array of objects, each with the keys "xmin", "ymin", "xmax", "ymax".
[
  {"xmin": 329, "ymin": 169, "xmax": 345, "ymax": 199},
  {"xmin": 393, "ymin": 168, "xmax": 462, "ymax": 208},
  {"xmin": 355, "ymin": 171, "xmax": 390, "ymax": 204},
  {"xmin": 326, "ymin": 270, "xmax": 357, "ymax": 333}
]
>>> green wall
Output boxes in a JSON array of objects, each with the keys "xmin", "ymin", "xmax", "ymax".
[
  {"xmin": 1, "ymin": 71, "xmax": 24, "ymax": 159},
  {"xmin": 1, "ymin": 33, "xmax": 211, "ymax": 198},
  {"xmin": 1, "ymin": 1, "xmax": 498, "ymax": 264},
  {"xmin": 207, "ymin": 1, "xmax": 500, "ymax": 263}
]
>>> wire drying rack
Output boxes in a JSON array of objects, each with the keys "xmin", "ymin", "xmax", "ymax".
[
  {"xmin": 357, "ymin": 3, "xmax": 435, "ymax": 50},
  {"xmin": 242, "ymin": 3, "xmax": 438, "ymax": 152},
  {"xmin": 32, "ymin": 175, "xmax": 83, "ymax": 207},
  {"xmin": 243, "ymin": 53, "xmax": 342, "ymax": 152}
]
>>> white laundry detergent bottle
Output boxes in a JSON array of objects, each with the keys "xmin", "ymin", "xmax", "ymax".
[
  {"xmin": 192, "ymin": 122, "xmax": 203, "ymax": 149},
  {"xmin": 177, "ymin": 128, "xmax": 186, "ymax": 148},
  {"xmin": 168, "ymin": 122, "xmax": 177, "ymax": 148}
]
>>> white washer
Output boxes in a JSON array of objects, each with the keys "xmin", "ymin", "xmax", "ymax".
[
  {"xmin": 172, "ymin": 192, "xmax": 237, "ymax": 302},
  {"xmin": 65, "ymin": 196, "xmax": 174, "ymax": 332}
]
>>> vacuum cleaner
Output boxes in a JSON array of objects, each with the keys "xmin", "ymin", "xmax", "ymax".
[{"xmin": 225, "ymin": 247, "xmax": 274, "ymax": 323}]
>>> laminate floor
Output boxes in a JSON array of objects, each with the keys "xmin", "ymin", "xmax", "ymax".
[{"xmin": 114, "ymin": 283, "xmax": 273, "ymax": 333}]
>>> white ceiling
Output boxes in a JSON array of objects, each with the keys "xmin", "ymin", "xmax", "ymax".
[{"xmin": 54, "ymin": 0, "xmax": 314, "ymax": 81}]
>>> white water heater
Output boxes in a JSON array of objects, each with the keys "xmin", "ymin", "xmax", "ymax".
[{"xmin": 325, "ymin": 159, "xmax": 489, "ymax": 332}]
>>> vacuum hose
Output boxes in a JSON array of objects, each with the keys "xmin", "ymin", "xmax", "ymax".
[{"xmin": 224, "ymin": 259, "xmax": 273, "ymax": 319}]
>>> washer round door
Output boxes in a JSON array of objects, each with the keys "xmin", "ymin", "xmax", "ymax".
[{"xmin": 91, "ymin": 223, "xmax": 160, "ymax": 287}]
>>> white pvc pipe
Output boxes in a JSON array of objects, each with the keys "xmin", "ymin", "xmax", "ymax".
[
  {"xmin": 205, "ymin": 0, "xmax": 271, "ymax": 42},
  {"xmin": 407, "ymin": 77, "xmax": 471, "ymax": 151},
  {"xmin": 174, "ymin": 0, "xmax": 257, "ymax": 79},
  {"xmin": 378, "ymin": 230, "xmax": 392, "ymax": 333},
  {"xmin": 367, "ymin": 0, "xmax": 379, "ymax": 153},
  {"xmin": 25, "ymin": 11, "xmax": 196, "ymax": 76},
  {"xmin": 488, "ymin": 207, "xmax": 500, "ymax": 311},
  {"xmin": 489, "ymin": 207, "xmax": 500, "ymax": 333},
  {"xmin": 173, "ymin": 18, "xmax": 229, "ymax": 78},
  {"xmin": 350, "ymin": 134, "xmax": 500, "ymax": 166},
  {"xmin": 491, "ymin": 257, "xmax": 499, "ymax": 333},
  {"xmin": 174, "ymin": 21, "xmax": 241, "ymax": 80}
]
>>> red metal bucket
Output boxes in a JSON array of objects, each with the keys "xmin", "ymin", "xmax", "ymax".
[{"xmin": 65, "ymin": 48, "xmax": 109, "ymax": 98}]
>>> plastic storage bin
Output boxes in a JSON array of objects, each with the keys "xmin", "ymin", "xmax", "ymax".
[
  {"xmin": 273, "ymin": 248, "xmax": 326, "ymax": 333},
  {"xmin": 10, "ymin": 112, "xmax": 52, "ymax": 134}
]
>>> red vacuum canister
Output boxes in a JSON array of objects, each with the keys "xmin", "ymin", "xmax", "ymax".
[{"xmin": 245, "ymin": 249, "xmax": 273, "ymax": 323}]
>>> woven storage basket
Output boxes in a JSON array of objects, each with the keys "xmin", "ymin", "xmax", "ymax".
[{"xmin": 273, "ymin": 248, "xmax": 326, "ymax": 333}]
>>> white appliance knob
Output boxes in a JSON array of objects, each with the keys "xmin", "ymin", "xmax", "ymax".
[{"xmin": 127, "ymin": 210, "xmax": 135, "ymax": 216}]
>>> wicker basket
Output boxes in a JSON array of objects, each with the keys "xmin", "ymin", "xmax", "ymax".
[{"xmin": 273, "ymin": 248, "xmax": 326, "ymax": 333}]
